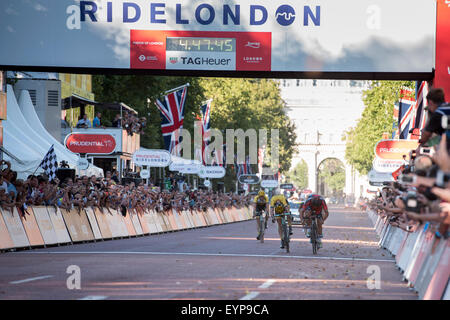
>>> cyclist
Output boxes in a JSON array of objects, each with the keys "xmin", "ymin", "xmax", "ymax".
[
  {"xmin": 253, "ymin": 190, "xmax": 269, "ymax": 240},
  {"xmin": 270, "ymin": 190, "xmax": 293, "ymax": 248},
  {"xmin": 301, "ymin": 194, "xmax": 329, "ymax": 248}
]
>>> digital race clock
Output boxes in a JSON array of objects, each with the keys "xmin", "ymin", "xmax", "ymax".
[
  {"xmin": 166, "ymin": 37, "xmax": 236, "ymax": 52},
  {"xmin": 130, "ymin": 30, "xmax": 271, "ymax": 71}
]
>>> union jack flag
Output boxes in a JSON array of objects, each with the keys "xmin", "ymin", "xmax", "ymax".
[
  {"xmin": 155, "ymin": 85, "xmax": 188, "ymax": 155},
  {"xmin": 398, "ymin": 88, "xmax": 415, "ymax": 139},
  {"xmin": 407, "ymin": 81, "xmax": 429, "ymax": 140},
  {"xmin": 200, "ymin": 100, "xmax": 212, "ymax": 165}
]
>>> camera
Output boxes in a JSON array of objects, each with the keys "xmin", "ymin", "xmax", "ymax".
[
  {"xmin": 419, "ymin": 147, "xmax": 432, "ymax": 155},
  {"xmin": 402, "ymin": 191, "xmax": 422, "ymax": 213},
  {"xmin": 398, "ymin": 174, "xmax": 416, "ymax": 185}
]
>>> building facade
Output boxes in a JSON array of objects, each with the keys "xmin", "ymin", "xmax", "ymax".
[{"xmin": 279, "ymin": 79, "xmax": 371, "ymax": 200}]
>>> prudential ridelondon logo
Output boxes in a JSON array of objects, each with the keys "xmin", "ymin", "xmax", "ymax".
[{"xmin": 275, "ymin": 5, "xmax": 296, "ymax": 26}]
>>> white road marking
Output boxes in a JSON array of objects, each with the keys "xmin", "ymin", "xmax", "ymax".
[
  {"xmin": 23, "ymin": 251, "xmax": 395, "ymax": 263},
  {"xmin": 9, "ymin": 275, "xmax": 53, "ymax": 284},
  {"xmin": 239, "ymin": 291, "xmax": 260, "ymax": 300},
  {"xmin": 79, "ymin": 296, "xmax": 108, "ymax": 300},
  {"xmin": 258, "ymin": 279, "xmax": 276, "ymax": 289}
]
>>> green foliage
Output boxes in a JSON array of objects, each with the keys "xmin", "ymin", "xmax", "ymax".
[
  {"xmin": 343, "ymin": 81, "xmax": 415, "ymax": 174},
  {"xmin": 286, "ymin": 160, "xmax": 308, "ymax": 190},
  {"xmin": 318, "ymin": 159, "xmax": 345, "ymax": 195},
  {"xmin": 92, "ymin": 76, "xmax": 297, "ymax": 191}
]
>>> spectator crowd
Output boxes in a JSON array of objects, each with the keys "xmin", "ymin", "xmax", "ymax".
[
  {"xmin": 77, "ymin": 111, "xmax": 147, "ymax": 136},
  {"xmin": 369, "ymin": 88, "xmax": 450, "ymax": 252},
  {"xmin": 0, "ymin": 162, "xmax": 252, "ymax": 218}
]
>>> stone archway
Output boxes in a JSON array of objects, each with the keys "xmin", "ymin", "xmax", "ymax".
[
  {"xmin": 292, "ymin": 143, "xmax": 355, "ymax": 197},
  {"xmin": 317, "ymin": 158, "xmax": 345, "ymax": 197}
]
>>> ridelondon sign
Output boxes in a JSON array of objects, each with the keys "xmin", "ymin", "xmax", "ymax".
[
  {"xmin": 198, "ymin": 166, "xmax": 226, "ymax": 179},
  {"xmin": 238, "ymin": 174, "xmax": 260, "ymax": 184},
  {"xmin": 65, "ymin": 133, "xmax": 116, "ymax": 154},
  {"xmin": 372, "ymin": 158, "xmax": 406, "ymax": 173},
  {"xmin": 0, "ymin": 0, "xmax": 435, "ymax": 77},
  {"xmin": 260, "ymin": 179, "xmax": 278, "ymax": 188},
  {"xmin": 132, "ymin": 149, "xmax": 171, "ymax": 167}
]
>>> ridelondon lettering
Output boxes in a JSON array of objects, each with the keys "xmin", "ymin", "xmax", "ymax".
[{"xmin": 67, "ymin": 2, "xmax": 321, "ymax": 29}]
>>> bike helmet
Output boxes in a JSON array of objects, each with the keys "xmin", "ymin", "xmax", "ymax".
[
  {"xmin": 258, "ymin": 190, "xmax": 265, "ymax": 197},
  {"xmin": 311, "ymin": 196, "xmax": 322, "ymax": 208}
]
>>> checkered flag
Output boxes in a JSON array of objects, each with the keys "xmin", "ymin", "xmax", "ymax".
[{"xmin": 39, "ymin": 145, "xmax": 58, "ymax": 181}]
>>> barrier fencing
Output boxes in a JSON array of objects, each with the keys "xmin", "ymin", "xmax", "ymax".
[
  {"xmin": 0, "ymin": 206, "xmax": 254, "ymax": 252},
  {"xmin": 367, "ymin": 210, "xmax": 449, "ymax": 300}
]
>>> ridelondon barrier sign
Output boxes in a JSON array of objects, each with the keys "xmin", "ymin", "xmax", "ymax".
[
  {"xmin": 132, "ymin": 149, "xmax": 171, "ymax": 167},
  {"xmin": 65, "ymin": 133, "xmax": 116, "ymax": 154},
  {"xmin": 260, "ymin": 179, "xmax": 278, "ymax": 188},
  {"xmin": 372, "ymin": 158, "xmax": 406, "ymax": 173},
  {"xmin": 0, "ymin": 0, "xmax": 435, "ymax": 77},
  {"xmin": 238, "ymin": 174, "xmax": 260, "ymax": 184},
  {"xmin": 198, "ymin": 166, "xmax": 226, "ymax": 179}
]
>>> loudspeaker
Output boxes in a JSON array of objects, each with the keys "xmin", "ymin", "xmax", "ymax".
[{"xmin": 56, "ymin": 168, "xmax": 76, "ymax": 182}]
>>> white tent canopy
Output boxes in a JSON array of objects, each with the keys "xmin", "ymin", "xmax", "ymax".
[{"xmin": 3, "ymin": 85, "xmax": 103, "ymax": 179}]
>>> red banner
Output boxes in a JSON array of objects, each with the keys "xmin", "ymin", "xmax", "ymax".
[
  {"xmin": 435, "ymin": 0, "xmax": 450, "ymax": 97},
  {"xmin": 66, "ymin": 134, "xmax": 116, "ymax": 154},
  {"xmin": 130, "ymin": 30, "xmax": 271, "ymax": 71},
  {"xmin": 374, "ymin": 140, "xmax": 419, "ymax": 160}
]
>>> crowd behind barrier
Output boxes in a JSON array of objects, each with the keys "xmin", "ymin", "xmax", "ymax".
[
  {"xmin": 0, "ymin": 204, "xmax": 254, "ymax": 252},
  {"xmin": 365, "ymin": 88, "xmax": 450, "ymax": 300},
  {"xmin": 0, "ymin": 157, "xmax": 255, "ymax": 251}
]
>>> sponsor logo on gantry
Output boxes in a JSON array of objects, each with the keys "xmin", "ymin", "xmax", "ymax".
[
  {"xmin": 169, "ymin": 57, "xmax": 178, "ymax": 64},
  {"xmin": 139, "ymin": 55, "xmax": 158, "ymax": 62},
  {"xmin": 179, "ymin": 57, "xmax": 231, "ymax": 66},
  {"xmin": 243, "ymin": 57, "xmax": 263, "ymax": 63},
  {"xmin": 245, "ymin": 42, "xmax": 260, "ymax": 49}
]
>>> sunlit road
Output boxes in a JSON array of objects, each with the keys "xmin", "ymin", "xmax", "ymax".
[{"xmin": 0, "ymin": 206, "xmax": 416, "ymax": 300}]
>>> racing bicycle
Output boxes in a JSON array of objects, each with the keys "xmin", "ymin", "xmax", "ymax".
[
  {"xmin": 274, "ymin": 212, "xmax": 291, "ymax": 253},
  {"xmin": 303, "ymin": 210, "xmax": 321, "ymax": 254},
  {"xmin": 256, "ymin": 210, "xmax": 266, "ymax": 243}
]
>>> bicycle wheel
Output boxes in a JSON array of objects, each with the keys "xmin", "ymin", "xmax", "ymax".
[
  {"xmin": 311, "ymin": 219, "xmax": 317, "ymax": 255},
  {"xmin": 283, "ymin": 219, "xmax": 290, "ymax": 253},
  {"xmin": 259, "ymin": 216, "xmax": 265, "ymax": 243}
]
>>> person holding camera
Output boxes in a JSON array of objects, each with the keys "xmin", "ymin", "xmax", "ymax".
[{"xmin": 418, "ymin": 88, "xmax": 449, "ymax": 151}]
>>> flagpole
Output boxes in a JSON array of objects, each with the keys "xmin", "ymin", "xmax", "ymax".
[
  {"xmin": 31, "ymin": 144, "xmax": 55, "ymax": 177},
  {"xmin": 201, "ymin": 98, "xmax": 213, "ymax": 105},
  {"xmin": 164, "ymin": 83, "xmax": 190, "ymax": 95}
]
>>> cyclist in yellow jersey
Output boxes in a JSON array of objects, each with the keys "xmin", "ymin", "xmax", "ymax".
[
  {"xmin": 270, "ymin": 190, "xmax": 293, "ymax": 248},
  {"xmin": 253, "ymin": 190, "xmax": 269, "ymax": 240}
]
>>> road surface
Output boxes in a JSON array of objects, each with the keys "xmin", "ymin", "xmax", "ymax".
[{"xmin": 0, "ymin": 206, "xmax": 416, "ymax": 300}]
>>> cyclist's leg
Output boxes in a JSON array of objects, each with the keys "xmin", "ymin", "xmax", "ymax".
[
  {"xmin": 287, "ymin": 215, "xmax": 293, "ymax": 235},
  {"xmin": 276, "ymin": 217, "xmax": 283, "ymax": 238}
]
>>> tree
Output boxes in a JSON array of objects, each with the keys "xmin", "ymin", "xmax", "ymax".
[
  {"xmin": 92, "ymin": 76, "xmax": 297, "ymax": 191},
  {"xmin": 343, "ymin": 81, "xmax": 415, "ymax": 174},
  {"xmin": 318, "ymin": 159, "xmax": 345, "ymax": 196},
  {"xmin": 286, "ymin": 160, "xmax": 308, "ymax": 190}
]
